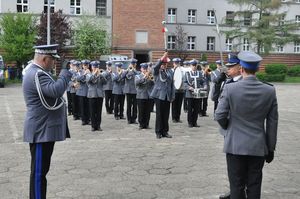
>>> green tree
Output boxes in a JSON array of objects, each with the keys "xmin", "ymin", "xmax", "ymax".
[
  {"xmin": 36, "ymin": 10, "xmax": 72, "ymax": 52},
  {"xmin": 223, "ymin": 0, "xmax": 300, "ymax": 54},
  {"xmin": 73, "ymin": 16, "xmax": 111, "ymax": 60},
  {"xmin": 0, "ymin": 13, "xmax": 37, "ymax": 68}
]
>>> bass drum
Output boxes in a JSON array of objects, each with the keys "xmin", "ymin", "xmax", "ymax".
[{"xmin": 174, "ymin": 67, "xmax": 183, "ymax": 90}]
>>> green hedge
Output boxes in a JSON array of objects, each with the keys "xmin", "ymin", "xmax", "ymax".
[
  {"xmin": 265, "ymin": 64, "xmax": 288, "ymax": 74},
  {"xmin": 256, "ymin": 72, "xmax": 286, "ymax": 82},
  {"xmin": 287, "ymin": 65, "xmax": 300, "ymax": 77}
]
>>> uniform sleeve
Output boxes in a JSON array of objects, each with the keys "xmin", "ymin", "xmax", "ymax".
[
  {"xmin": 153, "ymin": 61, "xmax": 162, "ymax": 76},
  {"xmin": 38, "ymin": 69, "xmax": 71, "ymax": 98},
  {"xmin": 266, "ymin": 89, "xmax": 278, "ymax": 152},
  {"xmin": 214, "ymin": 85, "xmax": 230, "ymax": 129}
]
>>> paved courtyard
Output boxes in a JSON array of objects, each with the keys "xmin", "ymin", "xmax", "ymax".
[{"xmin": 0, "ymin": 83, "xmax": 299, "ymax": 199}]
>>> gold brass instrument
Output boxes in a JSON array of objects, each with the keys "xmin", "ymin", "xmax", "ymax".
[{"xmin": 205, "ymin": 66, "xmax": 212, "ymax": 74}]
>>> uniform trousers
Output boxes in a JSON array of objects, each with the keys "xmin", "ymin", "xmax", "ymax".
[
  {"xmin": 114, "ymin": 94, "xmax": 125, "ymax": 118},
  {"xmin": 71, "ymin": 93, "xmax": 80, "ymax": 119},
  {"xmin": 155, "ymin": 98, "xmax": 170, "ymax": 136},
  {"xmin": 78, "ymin": 96, "xmax": 90, "ymax": 124},
  {"xmin": 214, "ymin": 100, "xmax": 219, "ymax": 112},
  {"xmin": 29, "ymin": 142, "xmax": 55, "ymax": 199},
  {"xmin": 187, "ymin": 98, "xmax": 200, "ymax": 126},
  {"xmin": 66, "ymin": 91, "xmax": 72, "ymax": 115},
  {"xmin": 137, "ymin": 99, "xmax": 151, "ymax": 128},
  {"xmin": 126, "ymin": 93, "xmax": 137, "ymax": 123},
  {"xmin": 226, "ymin": 153, "xmax": 265, "ymax": 199},
  {"xmin": 171, "ymin": 92, "xmax": 184, "ymax": 121},
  {"xmin": 183, "ymin": 97, "xmax": 188, "ymax": 112},
  {"xmin": 199, "ymin": 97, "xmax": 208, "ymax": 115},
  {"xmin": 104, "ymin": 90, "xmax": 114, "ymax": 114},
  {"xmin": 89, "ymin": 97, "xmax": 103, "ymax": 129}
]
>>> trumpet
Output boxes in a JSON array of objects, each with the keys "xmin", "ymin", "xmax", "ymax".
[
  {"xmin": 205, "ymin": 66, "xmax": 212, "ymax": 74},
  {"xmin": 118, "ymin": 68, "xmax": 123, "ymax": 75}
]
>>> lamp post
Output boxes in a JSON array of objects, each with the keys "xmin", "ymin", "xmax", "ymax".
[{"xmin": 47, "ymin": 0, "xmax": 51, "ymax": 45}]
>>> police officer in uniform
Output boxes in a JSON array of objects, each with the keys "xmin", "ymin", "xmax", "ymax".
[
  {"xmin": 184, "ymin": 59, "xmax": 207, "ymax": 128},
  {"xmin": 22, "ymin": 44, "xmax": 72, "ymax": 199},
  {"xmin": 86, "ymin": 61, "xmax": 106, "ymax": 131},
  {"xmin": 150, "ymin": 52, "xmax": 175, "ymax": 139},
  {"xmin": 75, "ymin": 60, "xmax": 91, "ymax": 125},
  {"xmin": 215, "ymin": 51, "xmax": 278, "ymax": 199},
  {"xmin": 103, "ymin": 61, "xmax": 114, "ymax": 114},
  {"xmin": 199, "ymin": 61, "xmax": 211, "ymax": 117},
  {"xmin": 171, "ymin": 58, "xmax": 184, "ymax": 123},
  {"xmin": 211, "ymin": 60, "xmax": 226, "ymax": 111},
  {"xmin": 122, "ymin": 58, "xmax": 139, "ymax": 124},
  {"xmin": 135, "ymin": 63, "xmax": 154, "ymax": 129},
  {"xmin": 112, "ymin": 62, "xmax": 126, "ymax": 120}
]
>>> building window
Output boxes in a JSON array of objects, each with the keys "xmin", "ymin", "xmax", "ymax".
[
  {"xmin": 244, "ymin": 12, "xmax": 252, "ymax": 26},
  {"xmin": 207, "ymin": 10, "xmax": 215, "ymax": 24},
  {"xmin": 225, "ymin": 38, "xmax": 233, "ymax": 51},
  {"xmin": 243, "ymin": 38, "xmax": 250, "ymax": 51},
  {"xmin": 188, "ymin": 9, "xmax": 196, "ymax": 24},
  {"xmin": 43, "ymin": 0, "xmax": 55, "ymax": 13},
  {"xmin": 167, "ymin": 36, "xmax": 176, "ymax": 50},
  {"xmin": 187, "ymin": 36, "xmax": 196, "ymax": 50},
  {"xmin": 96, "ymin": 0, "xmax": 106, "ymax": 16},
  {"xmin": 279, "ymin": 15, "xmax": 285, "ymax": 26},
  {"xmin": 17, "ymin": 0, "xmax": 28, "ymax": 13},
  {"xmin": 70, "ymin": 0, "xmax": 81, "ymax": 15},
  {"xmin": 168, "ymin": 8, "xmax": 176, "ymax": 23},
  {"xmin": 296, "ymin": 15, "xmax": 300, "ymax": 23},
  {"xmin": 207, "ymin": 37, "xmax": 215, "ymax": 51},
  {"xmin": 136, "ymin": 31, "xmax": 148, "ymax": 44},
  {"xmin": 226, "ymin": 11, "xmax": 234, "ymax": 26},
  {"xmin": 294, "ymin": 41, "xmax": 300, "ymax": 53},
  {"xmin": 276, "ymin": 44, "xmax": 284, "ymax": 53}
]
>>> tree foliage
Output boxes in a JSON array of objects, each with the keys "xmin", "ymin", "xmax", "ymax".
[
  {"xmin": 73, "ymin": 16, "xmax": 111, "ymax": 60},
  {"xmin": 36, "ymin": 10, "xmax": 72, "ymax": 52},
  {"xmin": 0, "ymin": 13, "xmax": 37, "ymax": 67},
  {"xmin": 174, "ymin": 24, "xmax": 188, "ymax": 61},
  {"xmin": 223, "ymin": 0, "xmax": 300, "ymax": 54}
]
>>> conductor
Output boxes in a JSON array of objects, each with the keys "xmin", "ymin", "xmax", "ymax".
[{"xmin": 22, "ymin": 44, "xmax": 72, "ymax": 199}]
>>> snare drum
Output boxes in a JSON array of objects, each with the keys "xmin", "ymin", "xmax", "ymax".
[{"xmin": 193, "ymin": 89, "xmax": 208, "ymax": 99}]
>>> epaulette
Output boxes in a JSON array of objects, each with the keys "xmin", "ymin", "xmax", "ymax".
[{"xmin": 261, "ymin": 81, "xmax": 274, "ymax": 87}]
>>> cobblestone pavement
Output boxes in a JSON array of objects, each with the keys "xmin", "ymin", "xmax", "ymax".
[{"xmin": 0, "ymin": 83, "xmax": 299, "ymax": 199}]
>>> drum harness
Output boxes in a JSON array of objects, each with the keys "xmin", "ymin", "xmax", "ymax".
[{"xmin": 34, "ymin": 65, "xmax": 66, "ymax": 111}]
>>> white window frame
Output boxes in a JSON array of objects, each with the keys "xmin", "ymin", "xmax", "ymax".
[
  {"xmin": 225, "ymin": 38, "xmax": 233, "ymax": 52},
  {"xmin": 17, "ymin": 0, "xmax": 29, "ymax": 13},
  {"xmin": 279, "ymin": 15, "xmax": 285, "ymax": 26},
  {"xmin": 243, "ymin": 38, "xmax": 250, "ymax": 51},
  {"xmin": 276, "ymin": 44, "xmax": 284, "ymax": 53},
  {"xmin": 187, "ymin": 36, "xmax": 196, "ymax": 50},
  {"xmin": 226, "ymin": 11, "xmax": 234, "ymax": 25},
  {"xmin": 168, "ymin": 8, "xmax": 176, "ymax": 23},
  {"xmin": 296, "ymin": 15, "xmax": 300, "ymax": 23},
  {"xmin": 167, "ymin": 35, "xmax": 176, "ymax": 50},
  {"xmin": 294, "ymin": 41, "xmax": 300, "ymax": 53},
  {"xmin": 207, "ymin": 10, "xmax": 215, "ymax": 24},
  {"xmin": 207, "ymin": 37, "xmax": 215, "ymax": 51},
  {"xmin": 96, "ymin": 0, "xmax": 107, "ymax": 16},
  {"xmin": 244, "ymin": 12, "xmax": 252, "ymax": 26},
  {"xmin": 44, "ymin": 0, "xmax": 55, "ymax": 13},
  {"xmin": 188, "ymin": 9, "xmax": 196, "ymax": 24},
  {"xmin": 70, "ymin": 0, "xmax": 81, "ymax": 15}
]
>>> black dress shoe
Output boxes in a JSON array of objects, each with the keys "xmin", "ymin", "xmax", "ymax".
[
  {"xmin": 219, "ymin": 192, "xmax": 230, "ymax": 199},
  {"xmin": 115, "ymin": 116, "xmax": 120, "ymax": 120},
  {"xmin": 120, "ymin": 117, "xmax": 126, "ymax": 120},
  {"xmin": 97, "ymin": 127, "xmax": 103, "ymax": 131},
  {"xmin": 156, "ymin": 134, "xmax": 162, "ymax": 139},
  {"xmin": 163, "ymin": 134, "xmax": 172, "ymax": 138},
  {"xmin": 193, "ymin": 124, "xmax": 200, "ymax": 128},
  {"xmin": 132, "ymin": 121, "xmax": 138, "ymax": 124},
  {"xmin": 82, "ymin": 122, "xmax": 89, "ymax": 125}
]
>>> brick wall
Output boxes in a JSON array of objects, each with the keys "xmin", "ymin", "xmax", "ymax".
[{"xmin": 112, "ymin": 0, "xmax": 165, "ymax": 50}]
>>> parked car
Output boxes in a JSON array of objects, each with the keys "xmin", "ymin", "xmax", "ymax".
[
  {"xmin": 99, "ymin": 55, "xmax": 131, "ymax": 72},
  {"xmin": 0, "ymin": 55, "xmax": 5, "ymax": 87}
]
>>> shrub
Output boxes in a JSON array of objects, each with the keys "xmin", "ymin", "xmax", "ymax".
[
  {"xmin": 256, "ymin": 72, "xmax": 285, "ymax": 82},
  {"xmin": 265, "ymin": 64, "xmax": 288, "ymax": 74},
  {"xmin": 287, "ymin": 65, "xmax": 300, "ymax": 77}
]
